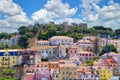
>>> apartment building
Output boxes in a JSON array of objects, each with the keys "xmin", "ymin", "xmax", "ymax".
[
  {"xmin": 49, "ymin": 62, "xmax": 59, "ymax": 80},
  {"xmin": 100, "ymin": 69, "xmax": 112, "ymax": 80},
  {"xmin": 30, "ymin": 46, "xmax": 58, "ymax": 59},
  {"xmin": 67, "ymin": 47, "xmax": 78, "ymax": 58},
  {"xmin": 78, "ymin": 51, "xmax": 94, "ymax": 60},
  {"xmin": 0, "ymin": 49, "xmax": 24, "ymax": 68},
  {"xmin": 59, "ymin": 63, "xmax": 78, "ymax": 80},
  {"xmin": 35, "ymin": 40, "xmax": 49, "ymax": 47},
  {"xmin": 49, "ymin": 36, "xmax": 74, "ymax": 46},
  {"xmin": 99, "ymin": 38, "xmax": 120, "ymax": 49},
  {"xmin": 77, "ymin": 39, "xmax": 93, "ymax": 51}
]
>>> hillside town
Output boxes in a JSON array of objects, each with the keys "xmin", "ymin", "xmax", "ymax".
[
  {"xmin": 0, "ymin": 35, "xmax": 120, "ymax": 80},
  {"xmin": 1, "ymin": 0, "xmax": 120, "ymax": 80}
]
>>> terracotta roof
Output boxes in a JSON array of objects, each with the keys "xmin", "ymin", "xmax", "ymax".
[
  {"xmin": 78, "ymin": 51, "xmax": 93, "ymax": 54},
  {"xmin": 49, "ymin": 62, "xmax": 59, "ymax": 64},
  {"xmin": 36, "ymin": 40, "xmax": 49, "ymax": 42},
  {"xmin": 77, "ymin": 40, "xmax": 92, "ymax": 44},
  {"xmin": 59, "ymin": 63, "xmax": 77, "ymax": 68},
  {"xmin": 29, "ymin": 46, "xmax": 57, "ymax": 51},
  {"xmin": 103, "ymin": 57, "xmax": 117, "ymax": 65},
  {"xmin": 49, "ymin": 36, "xmax": 73, "ymax": 39}
]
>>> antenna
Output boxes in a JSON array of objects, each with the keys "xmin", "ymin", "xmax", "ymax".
[{"xmin": 106, "ymin": 34, "xmax": 109, "ymax": 58}]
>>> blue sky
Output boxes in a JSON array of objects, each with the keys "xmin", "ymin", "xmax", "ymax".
[{"xmin": 0, "ymin": 0, "xmax": 120, "ymax": 33}]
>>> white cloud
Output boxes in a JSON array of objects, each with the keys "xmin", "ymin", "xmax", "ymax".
[
  {"xmin": 32, "ymin": 0, "xmax": 77, "ymax": 23},
  {"xmin": 0, "ymin": 0, "xmax": 22, "ymax": 16},
  {"xmin": 55, "ymin": 18, "xmax": 83, "ymax": 25},
  {"xmin": 0, "ymin": 0, "xmax": 30, "ymax": 33},
  {"xmin": 81, "ymin": 0, "xmax": 120, "ymax": 30}
]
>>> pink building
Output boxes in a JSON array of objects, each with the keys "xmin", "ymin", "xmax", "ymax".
[
  {"xmin": 24, "ymin": 73, "xmax": 34, "ymax": 80},
  {"xmin": 77, "ymin": 39, "xmax": 93, "ymax": 51},
  {"xmin": 78, "ymin": 51, "xmax": 94, "ymax": 60},
  {"xmin": 34, "ymin": 68, "xmax": 51, "ymax": 80},
  {"xmin": 67, "ymin": 48, "xmax": 78, "ymax": 57}
]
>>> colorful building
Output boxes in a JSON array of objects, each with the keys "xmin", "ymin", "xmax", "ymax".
[
  {"xmin": 35, "ymin": 40, "xmax": 49, "ymax": 47},
  {"xmin": 49, "ymin": 36, "xmax": 74, "ymax": 46},
  {"xmin": 59, "ymin": 63, "xmax": 77, "ymax": 80},
  {"xmin": 49, "ymin": 62, "xmax": 59, "ymax": 80},
  {"xmin": 78, "ymin": 51, "xmax": 94, "ymax": 60},
  {"xmin": 0, "ymin": 49, "xmax": 23, "ymax": 68},
  {"xmin": 100, "ymin": 69, "xmax": 112, "ymax": 80}
]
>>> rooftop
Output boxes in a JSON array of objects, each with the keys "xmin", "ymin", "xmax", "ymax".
[
  {"xmin": 29, "ymin": 46, "xmax": 57, "ymax": 51},
  {"xmin": 49, "ymin": 36, "xmax": 73, "ymax": 39}
]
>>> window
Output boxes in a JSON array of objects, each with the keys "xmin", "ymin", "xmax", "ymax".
[
  {"xmin": 63, "ymin": 72, "xmax": 64, "ymax": 74},
  {"xmin": 2, "ymin": 57, "xmax": 4, "ymax": 61},
  {"xmin": 66, "ymin": 72, "xmax": 68, "ymax": 74},
  {"xmin": 74, "ymin": 72, "xmax": 76, "ymax": 75},
  {"xmin": 62, "ymin": 77, "xmax": 65, "ymax": 80},
  {"xmin": 8, "ymin": 57, "xmax": 10, "ymax": 60},
  {"xmin": 56, "ymin": 75, "xmax": 58, "ymax": 78},
  {"xmin": 13, "ymin": 61, "xmax": 15, "ymax": 64},
  {"xmin": 13, "ymin": 56, "xmax": 15, "ymax": 59}
]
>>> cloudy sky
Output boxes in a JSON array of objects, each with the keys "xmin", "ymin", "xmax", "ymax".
[{"xmin": 0, "ymin": 0, "xmax": 120, "ymax": 33}]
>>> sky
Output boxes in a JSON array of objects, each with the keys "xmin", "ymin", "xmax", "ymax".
[{"xmin": 0, "ymin": 0, "xmax": 120, "ymax": 33}]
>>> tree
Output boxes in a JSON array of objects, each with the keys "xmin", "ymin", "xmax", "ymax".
[
  {"xmin": 100, "ymin": 44, "xmax": 117, "ymax": 55},
  {"xmin": 18, "ymin": 35, "xmax": 28, "ymax": 48},
  {"xmin": 0, "ymin": 43, "xmax": 8, "ymax": 49},
  {"xmin": 18, "ymin": 26, "xmax": 30, "ymax": 35},
  {"xmin": 25, "ymin": 32, "xmax": 34, "ymax": 38},
  {"xmin": 0, "ymin": 33, "xmax": 12, "ymax": 39},
  {"xmin": 93, "ymin": 37, "xmax": 99, "ymax": 56},
  {"xmin": 31, "ymin": 27, "xmax": 39, "ymax": 35},
  {"xmin": 46, "ymin": 28, "xmax": 56, "ymax": 38},
  {"xmin": 86, "ymin": 60, "xmax": 93, "ymax": 66},
  {"xmin": 10, "ymin": 44, "xmax": 21, "ymax": 49},
  {"xmin": 114, "ymin": 28, "xmax": 120, "ymax": 38}
]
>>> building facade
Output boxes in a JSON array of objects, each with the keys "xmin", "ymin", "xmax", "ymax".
[{"xmin": 49, "ymin": 36, "xmax": 74, "ymax": 46}]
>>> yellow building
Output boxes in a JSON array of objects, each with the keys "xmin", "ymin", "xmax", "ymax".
[
  {"xmin": 49, "ymin": 62, "xmax": 59, "ymax": 80},
  {"xmin": 100, "ymin": 69, "xmax": 112, "ymax": 80},
  {"xmin": 0, "ymin": 49, "xmax": 21, "ymax": 68},
  {"xmin": 59, "ymin": 63, "xmax": 77, "ymax": 80}
]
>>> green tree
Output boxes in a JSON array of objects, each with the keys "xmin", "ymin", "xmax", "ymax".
[
  {"xmin": 25, "ymin": 32, "xmax": 34, "ymax": 38},
  {"xmin": 71, "ymin": 33, "xmax": 83, "ymax": 41},
  {"xmin": 18, "ymin": 26, "xmax": 30, "ymax": 35},
  {"xmin": 100, "ymin": 44, "xmax": 117, "ymax": 55},
  {"xmin": 31, "ymin": 27, "xmax": 39, "ymax": 35},
  {"xmin": 0, "ymin": 43, "xmax": 8, "ymax": 49},
  {"xmin": 0, "ymin": 33, "xmax": 12, "ymax": 39},
  {"xmin": 86, "ymin": 60, "xmax": 93, "ymax": 66},
  {"xmin": 10, "ymin": 44, "xmax": 21, "ymax": 49},
  {"xmin": 18, "ymin": 35, "xmax": 28, "ymax": 48},
  {"xmin": 46, "ymin": 28, "xmax": 57, "ymax": 38},
  {"xmin": 93, "ymin": 37, "xmax": 99, "ymax": 56}
]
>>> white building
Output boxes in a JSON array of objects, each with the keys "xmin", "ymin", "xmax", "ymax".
[
  {"xmin": 35, "ymin": 40, "xmax": 49, "ymax": 47},
  {"xmin": 8, "ymin": 35, "xmax": 19, "ymax": 46},
  {"xmin": 80, "ymin": 74, "xmax": 100, "ymax": 80},
  {"xmin": 110, "ymin": 76, "xmax": 119, "ymax": 80},
  {"xmin": 30, "ymin": 46, "xmax": 59, "ymax": 59},
  {"xmin": 99, "ymin": 38, "xmax": 120, "ymax": 49},
  {"xmin": 0, "ymin": 35, "xmax": 19, "ymax": 46},
  {"xmin": 58, "ymin": 45, "xmax": 67, "ymax": 58},
  {"xmin": 49, "ymin": 36, "xmax": 74, "ymax": 46},
  {"xmin": 77, "ymin": 39, "xmax": 93, "ymax": 51}
]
